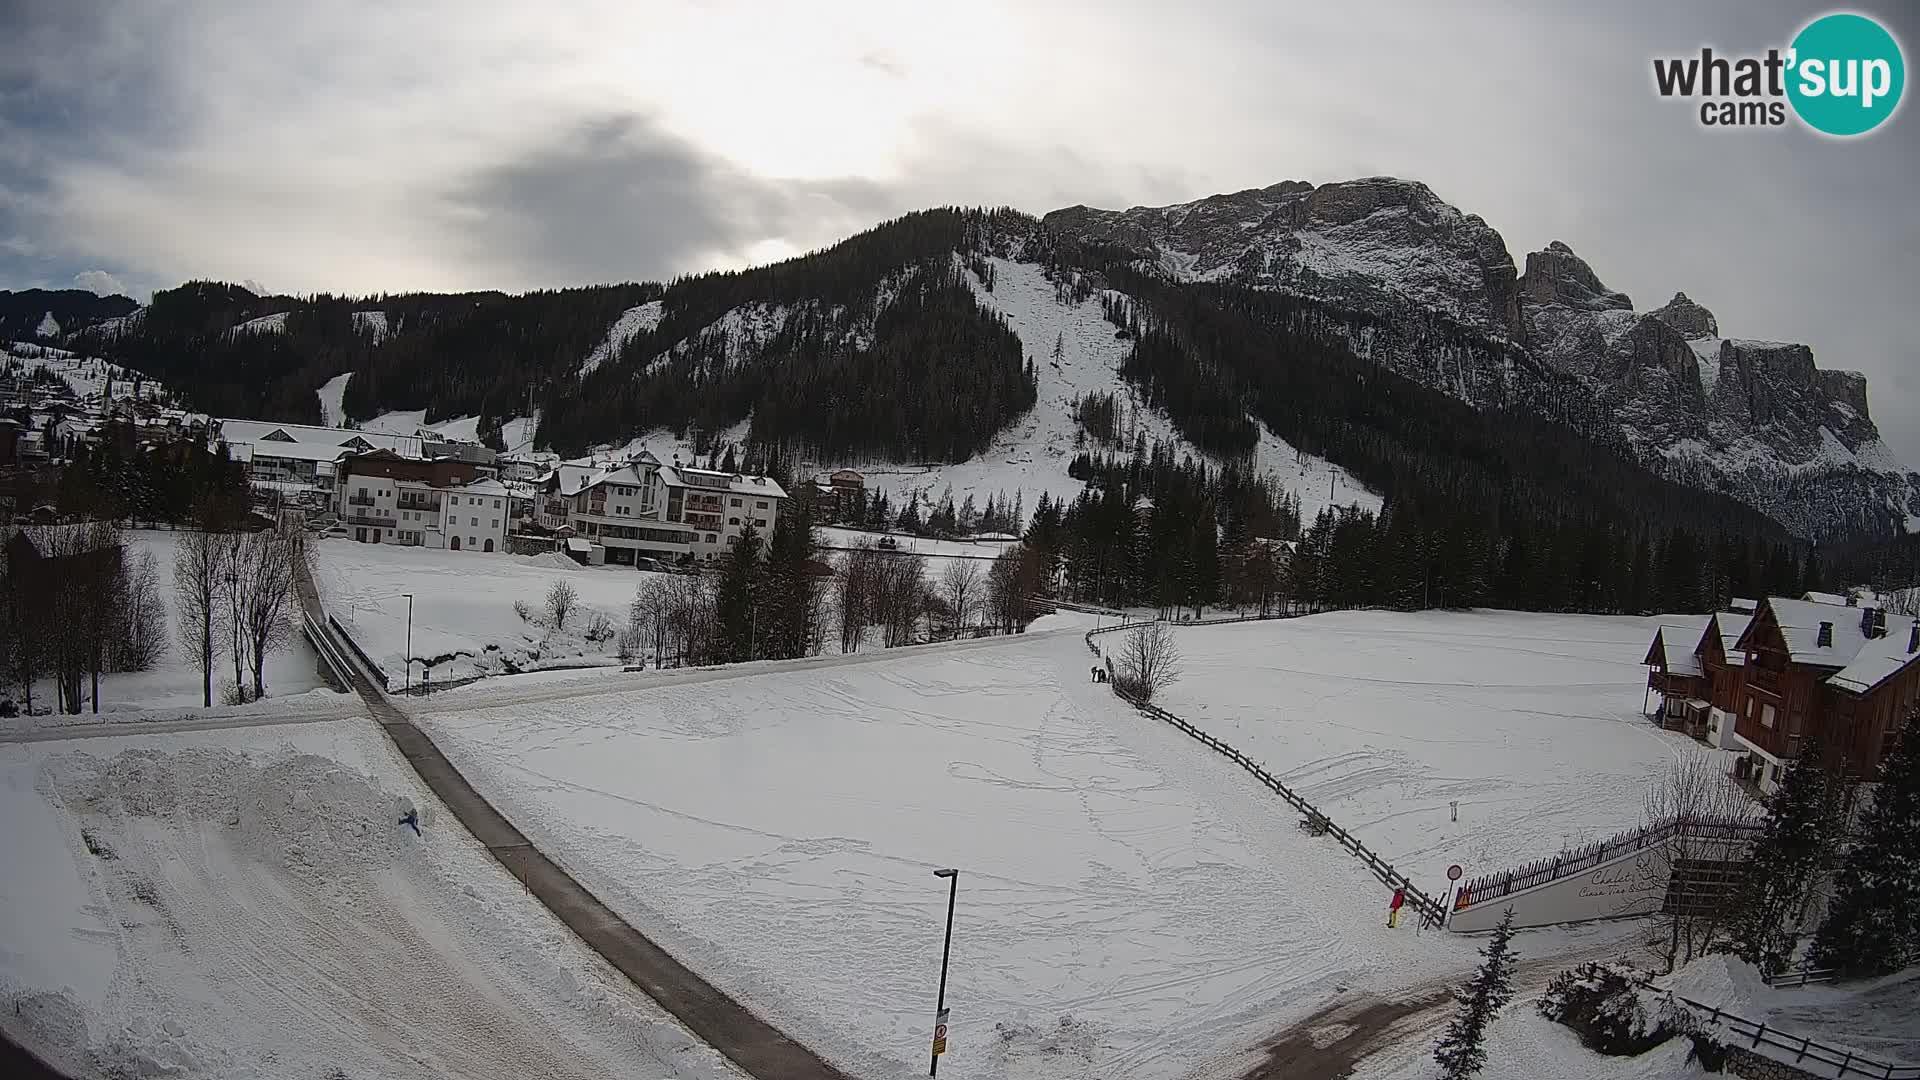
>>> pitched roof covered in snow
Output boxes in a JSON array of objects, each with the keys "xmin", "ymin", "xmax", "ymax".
[
  {"xmin": 1701, "ymin": 612, "xmax": 1754, "ymax": 668},
  {"xmin": 1645, "ymin": 623, "xmax": 1706, "ymax": 676},
  {"xmin": 215, "ymin": 418, "xmax": 421, "ymax": 456},
  {"xmin": 658, "ymin": 464, "xmax": 787, "ymax": 500},
  {"xmin": 1735, "ymin": 595, "xmax": 1920, "ymax": 695}
]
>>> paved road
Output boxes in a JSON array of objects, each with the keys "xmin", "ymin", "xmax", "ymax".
[{"xmin": 294, "ymin": 559, "xmax": 857, "ymax": 1080}]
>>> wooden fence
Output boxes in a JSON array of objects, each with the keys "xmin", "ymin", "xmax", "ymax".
[
  {"xmin": 1084, "ymin": 619, "xmax": 1446, "ymax": 926},
  {"xmin": 1677, "ymin": 996, "xmax": 1919, "ymax": 1079},
  {"xmin": 1456, "ymin": 815, "xmax": 1762, "ymax": 910}
]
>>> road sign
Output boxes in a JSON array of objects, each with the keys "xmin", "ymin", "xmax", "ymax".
[
  {"xmin": 1447, "ymin": 864, "xmax": 1463, "ymax": 882},
  {"xmin": 931, "ymin": 1008, "xmax": 949, "ymax": 1056}
]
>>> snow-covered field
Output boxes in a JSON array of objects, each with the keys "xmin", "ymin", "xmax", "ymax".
[
  {"xmin": 310, "ymin": 538, "xmax": 666, "ymax": 688},
  {"xmin": 412, "ymin": 626, "xmax": 1506, "ymax": 1080},
  {"xmin": 0, "ymin": 718, "xmax": 742, "ymax": 1079},
  {"xmin": 18, "ymin": 530, "xmax": 330, "ymax": 718},
  {"xmin": 1154, "ymin": 611, "xmax": 1723, "ymax": 888}
]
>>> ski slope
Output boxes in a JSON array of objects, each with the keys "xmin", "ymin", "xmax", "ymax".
[
  {"xmin": 1155, "ymin": 610, "xmax": 1724, "ymax": 887},
  {"xmin": 819, "ymin": 257, "xmax": 1379, "ymax": 524},
  {"xmin": 316, "ymin": 371, "xmax": 351, "ymax": 427},
  {"xmin": 0, "ymin": 718, "xmax": 742, "ymax": 1080},
  {"xmin": 415, "ymin": 626, "xmax": 1484, "ymax": 1080}
]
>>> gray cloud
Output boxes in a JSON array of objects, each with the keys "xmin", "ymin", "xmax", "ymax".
[
  {"xmin": 439, "ymin": 114, "xmax": 895, "ymax": 287},
  {"xmin": 71, "ymin": 269, "xmax": 128, "ymax": 296}
]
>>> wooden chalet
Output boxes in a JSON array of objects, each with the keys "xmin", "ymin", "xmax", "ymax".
[{"xmin": 1727, "ymin": 596, "xmax": 1920, "ymax": 793}]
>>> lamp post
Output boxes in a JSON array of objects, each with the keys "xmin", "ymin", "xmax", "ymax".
[
  {"xmin": 930, "ymin": 868, "xmax": 958, "ymax": 1076},
  {"xmin": 401, "ymin": 592, "xmax": 414, "ymax": 691}
]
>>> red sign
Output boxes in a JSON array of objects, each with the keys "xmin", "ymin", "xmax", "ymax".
[
  {"xmin": 1447, "ymin": 864, "xmax": 1463, "ymax": 882},
  {"xmin": 932, "ymin": 1008, "xmax": 950, "ymax": 1056}
]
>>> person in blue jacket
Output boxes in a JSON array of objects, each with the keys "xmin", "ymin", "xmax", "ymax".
[{"xmin": 399, "ymin": 808, "xmax": 420, "ymax": 836}]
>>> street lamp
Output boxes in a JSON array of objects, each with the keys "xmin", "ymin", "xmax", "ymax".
[
  {"xmin": 930, "ymin": 868, "xmax": 958, "ymax": 1076},
  {"xmin": 401, "ymin": 592, "xmax": 413, "ymax": 690}
]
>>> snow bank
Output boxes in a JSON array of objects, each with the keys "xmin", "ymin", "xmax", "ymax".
[{"xmin": 0, "ymin": 720, "xmax": 745, "ymax": 1079}]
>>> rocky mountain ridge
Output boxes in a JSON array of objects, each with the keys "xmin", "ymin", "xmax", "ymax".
[{"xmin": 1042, "ymin": 177, "xmax": 1914, "ymax": 538}]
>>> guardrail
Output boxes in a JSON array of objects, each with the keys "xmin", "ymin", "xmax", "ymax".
[
  {"xmin": 327, "ymin": 613, "xmax": 391, "ymax": 689},
  {"xmin": 1677, "ymin": 996, "xmax": 1919, "ymax": 1079},
  {"xmin": 1760, "ymin": 966, "xmax": 1838, "ymax": 990},
  {"xmin": 1457, "ymin": 815, "xmax": 1762, "ymax": 909},
  {"xmin": 299, "ymin": 607, "xmax": 356, "ymax": 690},
  {"xmin": 1084, "ymin": 619, "xmax": 1446, "ymax": 926}
]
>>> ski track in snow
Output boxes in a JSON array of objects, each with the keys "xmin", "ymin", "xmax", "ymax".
[
  {"xmin": 823, "ymin": 257, "xmax": 1379, "ymax": 525},
  {"xmin": 0, "ymin": 720, "xmax": 743, "ymax": 1080},
  {"xmin": 415, "ymin": 624, "xmax": 1504, "ymax": 1080},
  {"xmin": 316, "ymin": 371, "xmax": 352, "ymax": 427},
  {"xmin": 1157, "ymin": 610, "xmax": 1726, "ymax": 886}
]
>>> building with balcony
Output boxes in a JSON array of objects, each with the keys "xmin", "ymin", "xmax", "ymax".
[
  {"xmin": 532, "ymin": 452, "xmax": 786, "ymax": 566},
  {"xmin": 214, "ymin": 417, "xmax": 497, "ymax": 512},
  {"xmin": 335, "ymin": 449, "xmax": 509, "ymax": 553}
]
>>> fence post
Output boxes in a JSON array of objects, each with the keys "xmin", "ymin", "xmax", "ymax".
[{"xmin": 1752, "ymin": 1022, "xmax": 1765, "ymax": 1048}]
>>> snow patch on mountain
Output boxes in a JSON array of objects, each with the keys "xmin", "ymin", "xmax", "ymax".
[
  {"xmin": 231, "ymin": 312, "xmax": 289, "ymax": 335},
  {"xmin": 351, "ymin": 310, "xmax": 389, "ymax": 344},
  {"xmin": 818, "ymin": 256, "xmax": 1377, "ymax": 523},
  {"xmin": 644, "ymin": 302, "xmax": 790, "ymax": 377},
  {"xmin": 579, "ymin": 300, "xmax": 663, "ymax": 378},
  {"xmin": 34, "ymin": 312, "xmax": 60, "ymax": 338},
  {"xmin": 316, "ymin": 372, "xmax": 352, "ymax": 427},
  {"xmin": 4, "ymin": 342, "xmax": 166, "ymax": 404},
  {"xmin": 1687, "ymin": 336, "xmax": 1725, "ymax": 395}
]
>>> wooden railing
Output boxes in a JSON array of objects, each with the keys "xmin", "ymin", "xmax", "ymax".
[
  {"xmin": 1085, "ymin": 618, "xmax": 1446, "ymax": 926},
  {"xmin": 1456, "ymin": 816, "xmax": 1761, "ymax": 909},
  {"xmin": 1677, "ymin": 996, "xmax": 1919, "ymax": 1079}
]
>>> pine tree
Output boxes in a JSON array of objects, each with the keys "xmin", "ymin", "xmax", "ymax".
[
  {"xmin": 1729, "ymin": 735, "xmax": 1842, "ymax": 975},
  {"xmin": 1434, "ymin": 909, "xmax": 1519, "ymax": 1080},
  {"xmin": 715, "ymin": 524, "xmax": 762, "ymax": 662},
  {"xmin": 1810, "ymin": 707, "xmax": 1920, "ymax": 976}
]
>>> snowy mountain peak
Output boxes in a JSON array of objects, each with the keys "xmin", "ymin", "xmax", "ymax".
[
  {"xmin": 1519, "ymin": 241, "xmax": 1632, "ymax": 312},
  {"xmin": 1649, "ymin": 292, "xmax": 1719, "ymax": 339},
  {"xmin": 1045, "ymin": 177, "xmax": 1916, "ymax": 537},
  {"xmin": 1042, "ymin": 175, "xmax": 1524, "ymax": 336}
]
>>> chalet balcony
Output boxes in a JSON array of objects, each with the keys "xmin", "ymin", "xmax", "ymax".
[
  {"xmin": 1749, "ymin": 666, "xmax": 1782, "ymax": 693},
  {"xmin": 347, "ymin": 494, "xmax": 378, "ymax": 507},
  {"xmin": 346, "ymin": 511, "xmax": 395, "ymax": 527},
  {"xmin": 396, "ymin": 497, "xmax": 441, "ymax": 512}
]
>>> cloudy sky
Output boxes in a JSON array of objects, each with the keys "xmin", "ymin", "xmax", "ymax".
[{"xmin": 3, "ymin": 0, "xmax": 1916, "ymax": 459}]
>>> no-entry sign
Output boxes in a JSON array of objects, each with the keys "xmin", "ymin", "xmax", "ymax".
[{"xmin": 1447, "ymin": 864, "xmax": 1463, "ymax": 882}]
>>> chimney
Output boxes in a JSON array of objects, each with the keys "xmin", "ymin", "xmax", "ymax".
[
  {"xmin": 1861, "ymin": 606, "xmax": 1885, "ymax": 640},
  {"xmin": 1816, "ymin": 621, "xmax": 1833, "ymax": 648}
]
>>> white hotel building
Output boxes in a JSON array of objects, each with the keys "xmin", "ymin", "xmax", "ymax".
[{"xmin": 536, "ymin": 452, "xmax": 786, "ymax": 565}]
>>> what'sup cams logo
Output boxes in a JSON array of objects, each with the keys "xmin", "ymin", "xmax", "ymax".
[{"xmin": 1653, "ymin": 12, "xmax": 1905, "ymax": 136}]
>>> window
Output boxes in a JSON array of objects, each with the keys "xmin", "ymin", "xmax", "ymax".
[
  {"xmin": 756, "ymin": 500, "xmax": 767, "ymax": 509},
  {"xmin": 358, "ymin": 487, "xmax": 367, "ymax": 497},
  {"xmin": 705, "ymin": 533, "xmax": 717, "ymax": 543},
  {"xmin": 754, "ymin": 518, "xmax": 767, "ymax": 528},
  {"xmin": 1761, "ymin": 704, "xmax": 1776, "ymax": 729},
  {"xmin": 469, "ymin": 536, "xmax": 477, "ymax": 548},
  {"xmin": 730, "ymin": 498, "xmax": 742, "ymax": 507},
  {"xmin": 493, "ymin": 499, "xmax": 501, "ymax": 509},
  {"xmin": 490, "ymin": 519, "xmax": 499, "ymax": 528},
  {"xmin": 729, "ymin": 517, "xmax": 740, "ymax": 525},
  {"xmin": 470, "ymin": 516, "xmax": 479, "ymax": 526}
]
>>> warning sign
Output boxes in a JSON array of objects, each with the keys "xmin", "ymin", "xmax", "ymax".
[{"xmin": 931, "ymin": 1008, "xmax": 950, "ymax": 1056}]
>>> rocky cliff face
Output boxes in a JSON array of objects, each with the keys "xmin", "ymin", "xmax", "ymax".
[{"xmin": 1044, "ymin": 180, "xmax": 1917, "ymax": 539}]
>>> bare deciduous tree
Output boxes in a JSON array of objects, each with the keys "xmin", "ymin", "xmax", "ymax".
[
  {"xmin": 546, "ymin": 579, "xmax": 580, "ymax": 629},
  {"xmin": 836, "ymin": 546, "xmax": 881, "ymax": 653},
  {"xmin": 1117, "ymin": 621, "xmax": 1183, "ymax": 703},
  {"xmin": 631, "ymin": 574, "xmax": 717, "ymax": 667},
  {"xmin": 987, "ymin": 545, "xmax": 1046, "ymax": 634},
  {"xmin": 942, "ymin": 559, "xmax": 982, "ymax": 633},
  {"xmin": 30, "ymin": 521, "xmax": 123, "ymax": 713},
  {"xmin": 114, "ymin": 550, "xmax": 169, "ymax": 671},
  {"xmin": 1642, "ymin": 755, "xmax": 1753, "ymax": 973},
  {"xmin": 236, "ymin": 524, "xmax": 300, "ymax": 700},
  {"xmin": 174, "ymin": 526, "xmax": 226, "ymax": 708},
  {"xmin": 874, "ymin": 554, "xmax": 929, "ymax": 647}
]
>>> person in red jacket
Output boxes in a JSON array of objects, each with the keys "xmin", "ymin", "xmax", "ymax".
[{"xmin": 1388, "ymin": 886, "xmax": 1406, "ymax": 929}]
